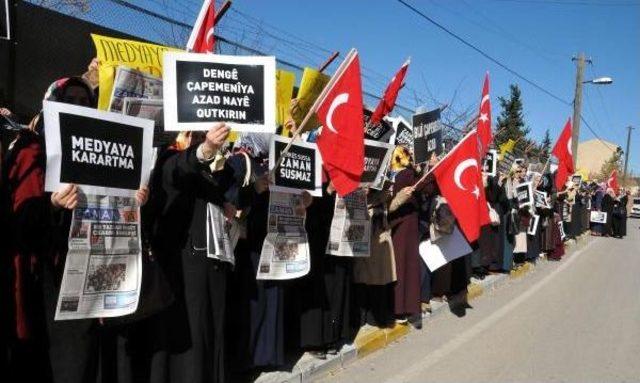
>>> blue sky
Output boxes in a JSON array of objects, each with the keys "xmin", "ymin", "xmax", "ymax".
[{"xmin": 82, "ymin": 0, "xmax": 640, "ymax": 173}]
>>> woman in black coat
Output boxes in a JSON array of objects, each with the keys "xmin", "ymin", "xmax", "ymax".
[
  {"xmin": 601, "ymin": 189, "xmax": 615, "ymax": 237},
  {"xmin": 133, "ymin": 125, "xmax": 234, "ymax": 383}
]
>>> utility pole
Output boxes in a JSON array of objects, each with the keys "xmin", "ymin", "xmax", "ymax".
[
  {"xmin": 623, "ymin": 125, "xmax": 634, "ymax": 184},
  {"xmin": 571, "ymin": 53, "xmax": 591, "ymax": 169}
]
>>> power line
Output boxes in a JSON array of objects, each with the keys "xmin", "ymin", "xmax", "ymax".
[
  {"xmin": 394, "ymin": 0, "xmax": 619, "ymax": 151},
  {"xmin": 488, "ymin": 0, "xmax": 640, "ymax": 6},
  {"xmin": 395, "ymin": 0, "xmax": 571, "ymax": 107}
]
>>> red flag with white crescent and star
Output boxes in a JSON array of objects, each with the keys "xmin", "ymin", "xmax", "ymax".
[
  {"xmin": 315, "ymin": 50, "xmax": 365, "ymax": 197},
  {"xmin": 370, "ymin": 58, "xmax": 410, "ymax": 125},
  {"xmin": 607, "ymin": 169, "xmax": 620, "ymax": 193},
  {"xmin": 551, "ymin": 118, "xmax": 574, "ymax": 189},
  {"xmin": 187, "ymin": 0, "xmax": 216, "ymax": 53},
  {"xmin": 432, "ymin": 130, "xmax": 490, "ymax": 242},
  {"xmin": 477, "ymin": 73, "xmax": 492, "ymax": 157}
]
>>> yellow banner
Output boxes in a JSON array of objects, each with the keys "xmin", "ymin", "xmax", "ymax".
[
  {"xmin": 291, "ymin": 67, "xmax": 330, "ymax": 132},
  {"xmin": 576, "ymin": 168, "xmax": 590, "ymax": 181},
  {"xmin": 276, "ymin": 69, "xmax": 296, "ymax": 133},
  {"xmin": 499, "ymin": 139, "xmax": 516, "ymax": 160},
  {"xmin": 91, "ymin": 34, "xmax": 180, "ymax": 110}
]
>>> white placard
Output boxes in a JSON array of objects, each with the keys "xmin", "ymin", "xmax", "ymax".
[
  {"xmin": 163, "ymin": 51, "xmax": 276, "ymax": 133},
  {"xmin": 43, "ymin": 101, "xmax": 154, "ymax": 198}
]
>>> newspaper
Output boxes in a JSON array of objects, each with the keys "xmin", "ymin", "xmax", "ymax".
[
  {"xmin": 326, "ymin": 189, "xmax": 371, "ymax": 257},
  {"xmin": 109, "ymin": 66, "xmax": 163, "ymax": 113},
  {"xmin": 206, "ymin": 203, "xmax": 236, "ymax": 265},
  {"xmin": 257, "ymin": 191, "xmax": 310, "ymax": 280},
  {"xmin": 55, "ymin": 195, "xmax": 142, "ymax": 320}
]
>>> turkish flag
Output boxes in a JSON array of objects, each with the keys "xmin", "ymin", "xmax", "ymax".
[
  {"xmin": 477, "ymin": 73, "xmax": 492, "ymax": 157},
  {"xmin": 432, "ymin": 130, "xmax": 490, "ymax": 242},
  {"xmin": 552, "ymin": 118, "xmax": 574, "ymax": 189},
  {"xmin": 187, "ymin": 0, "xmax": 215, "ymax": 53},
  {"xmin": 370, "ymin": 59, "xmax": 410, "ymax": 125},
  {"xmin": 316, "ymin": 51, "xmax": 365, "ymax": 197},
  {"xmin": 607, "ymin": 169, "xmax": 620, "ymax": 193}
]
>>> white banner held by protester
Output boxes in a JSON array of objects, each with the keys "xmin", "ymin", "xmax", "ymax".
[
  {"xmin": 257, "ymin": 192, "xmax": 310, "ymax": 280},
  {"xmin": 163, "ymin": 52, "xmax": 276, "ymax": 132},
  {"xmin": 419, "ymin": 225, "xmax": 472, "ymax": 272},
  {"xmin": 108, "ymin": 66, "xmax": 163, "ymax": 113},
  {"xmin": 361, "ymin": 139, "xmax": 394, "ymax": 190},
  {"xmin": 326, "ymin": 189, "xmax": 371, "ymax": 257},
  {"xmin": 590, "ymin": 211, "xmax": 607, "ymax": 224},
  {"xmin": 43, "ymin": 101, "xmax": 154, "ymax": 198},
  {"xmin": 269, "ymin": 135, "xmax": 322, "ymax": 196},
  {"xmin": 55, "ymin": 195, "xmax": 142, "ymax": 320}
]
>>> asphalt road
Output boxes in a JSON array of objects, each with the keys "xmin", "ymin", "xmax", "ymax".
[{"xmin": 322, "ymin": 221, "xmax": 640, "ymax": 383}]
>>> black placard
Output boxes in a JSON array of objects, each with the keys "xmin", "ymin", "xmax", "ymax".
[
  {"xmin": 394, "ymin": 119, "xmax": 413, "ymax": 150},
  {"xmin": 515, "ymin": 182, "xmax": 533, "ymax": 209},
  {"xmin": 59, "ymin": 113, "xmax": 143, "ymax": 190},
  {"xmin": 362, "ymin": 144, "xmax": 390, "ymax": 184},
  {"xmin": 482, "ymin": 149, "xmax": 497, "ymax": 177},
  {"xmin": 1, "ymin": 0, "xmax": 9, "ymax": 40},
  {"xmin": 363, "ymin": 109, "xmax": 392, "ymax": 141},
  {"xmin": 273, "ymin": 140, "xmax": 317, "ymax": 192},
  {"xmin": 175, "ymin": 60, "xmax": 265, "ymax": 124},
  {"xmin": 412, "ymin": 108, "xmax": 442, "ymax": 163}
]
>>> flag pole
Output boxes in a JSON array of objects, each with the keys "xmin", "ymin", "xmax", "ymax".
[
  {"xmin": 214, "ymin": 0, "xmax": 232, "ymax": 24},
  {"xmin": 411, "ymin": 129, "xmax": 479, "ymax": 190},
  {"xmin": 271, "ymin": 49, "xmax": 355, "ymax": 177}
]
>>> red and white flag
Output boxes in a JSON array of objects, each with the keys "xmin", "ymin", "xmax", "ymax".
[
  {"xmin": 551, "ymin": 118, "xmax": 574, "ymax": 189},
  {"xmin": 432, "ymin": 130, "xmax": 490, "ymax": 242},
  {"xmin": 187, "ymin": 0, "xmax": 216, "ymax": 53},
  {"xmin": 370, "ymin": 59, "xmax": 410, "ymax": 125},
  {"xmin": 315, "ymin": 49, "xmax": 365, "ymax": 197},
  {"xmin": 607, "ymin": 169, "xmax": 620, "ymax": 193},
  {"xmin": 477, "ymin": 72, "xmax": 492, "ymax": 157}
]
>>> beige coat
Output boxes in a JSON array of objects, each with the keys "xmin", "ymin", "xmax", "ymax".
[{"xmin": 354, "ymin": 209, "xmax": 397, "ymax": 285}]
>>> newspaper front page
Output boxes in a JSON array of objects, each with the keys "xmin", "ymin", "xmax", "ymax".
[
  {"xmin": 257, "ymin": 192, "xmax": 310, "ymax": 280},
  {"xmin": 109, "ymin": 66, "xmax": 163, "ymax": 113},
  {"xmin": 206, "ymin": 203, "xmax": 236, "ymax": 265},
  {"xmin": 55, "ymin": 195, "xmax": 142, "ymax": 320},
  {"xmin": 326, "ymin": 189, "xmax": 371, "ymax": 257}
]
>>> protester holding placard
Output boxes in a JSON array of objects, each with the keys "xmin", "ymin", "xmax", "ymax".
[{"xmin": 388, "ymin": 154, "xmax": 422, "ymax": 321}]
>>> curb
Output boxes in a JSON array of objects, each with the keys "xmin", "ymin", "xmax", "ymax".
[{"xmin": 257, "ymin": 234, "xmax": 590, "ymax": 383}]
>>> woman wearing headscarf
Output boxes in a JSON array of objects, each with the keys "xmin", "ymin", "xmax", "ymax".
[
  {"xmin": 2, "ymin": 77, "xmax": 92, "ymax": 383},
  {"xmin": 130, "ymin": 123, "xmax": 234, "ymax": 383},
  {"xmin": 601, "ymin": 188, "xmax": 615, "ymax": 237},
  {"xmin": 610, "ymin": 189, "xmax": 627, "ymax": 239},
  {"xmin": 478, "ymin": 173, "xmax": 508, "ymax": 273},
  {"xmin": 388, "ymin": 146, "xmax": 421, "ymax": 321},
  {"xmin": 504, "ymin": 164, "xmax": 528, "ymax": 266},
  {"xmin": 295, "ymin": 129, "xmax": 358, "ymax": 359},
  {"xmin": 225, "ymin": 132, "xmax": 297, "ymax": 371},
  {"xmin": 591, "ymin": 183, "xmax": 606, "ymax": 236}
]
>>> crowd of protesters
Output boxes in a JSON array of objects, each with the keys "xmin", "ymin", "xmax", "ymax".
[{"xmin": 0, "ymin": 58, "xmax": 633, "ymax": 383}]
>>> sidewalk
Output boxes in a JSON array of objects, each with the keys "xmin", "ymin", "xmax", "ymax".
[{"xmin": 256, "ymin": 234, "xmax": 591, "ymax": 383}]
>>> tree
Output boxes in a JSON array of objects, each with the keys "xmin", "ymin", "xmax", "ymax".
[
  {"xmin": 598, "ymin": 146, "xmax": 624, "ymax": 181},
  {"xmin": 538, "ymin": 129, "xmax": 552, "ymax": 162},
  {"xmin": 495, "ymin": 84, "xmax": 530, "ymax": 154}
]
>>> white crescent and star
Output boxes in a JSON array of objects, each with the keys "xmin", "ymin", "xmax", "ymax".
[
  {"xmin": 454, "ymin": 158, "xmax": 480, "ymax": 199},
  {"xmin": 326, "ymin": 93, "xmax": 349, "ymax": 134},
  {"xmin": 567, "ymin": 137, "xmax": 572, "ymax": 156}
]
